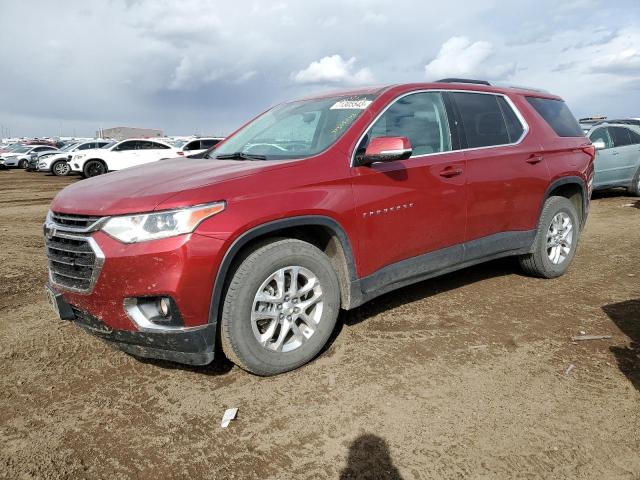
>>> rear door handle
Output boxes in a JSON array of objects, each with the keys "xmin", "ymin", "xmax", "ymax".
[
  {"xmin": 439, "ymin": 167, "xmax": 463, "ymax": 178},
  {"xmin": 526, "ymin": 155, "xmax": 544, "ymax": 164},
  {"xmin": 611, "ymin": 152, "xmax": 619, "ymax": 156}
]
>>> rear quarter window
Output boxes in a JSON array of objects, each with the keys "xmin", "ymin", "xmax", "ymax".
[{"xmin": 526, "ymin": 97, "xmax": 584, "ymax": 137}]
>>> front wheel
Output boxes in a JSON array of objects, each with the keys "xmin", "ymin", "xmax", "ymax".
[
  {"xmin": 19, "ymin": 159, "xmax": 28, "ymax": 169},
  {"xmin": 51, "ymin": 160, "xmax": 71, "ymax": 176},
  {"xmin": 83, "ymin": 160, "xmax": 106, "ymax": 178},
  {"xmin": 519, "ymin": 196, "xmax": 580, "ymax": 278},
  {"xmin": 221, "ymin": 239, "xmax": 340, "ymax": 376}
]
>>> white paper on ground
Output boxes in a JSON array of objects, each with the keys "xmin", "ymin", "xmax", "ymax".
[{"xmin": 221, "ymin": 407, "xmax": 238, "ymax": 428}]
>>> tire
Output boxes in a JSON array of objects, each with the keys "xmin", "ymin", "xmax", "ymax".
[
  {"xmin": 519, "ymin": 196, "xmax": 580, "ymax": 278},
  {"xmin": 19, "ymin": 159, "xmax": 28, "ymax": 169},
  {"xmin": 628, "ymin": 167, "xmax": 640, "ymax": 197},
  {"xmin": 83, "ymin": 160, "xmax": 106, "ymax": 178},
  {"xmin": 221, "ymin": 238, "xmax": 340, "ymax": 376},
  {"xmin": 51, "ymin": 160, "xmax": 71, "ymax": 177}
]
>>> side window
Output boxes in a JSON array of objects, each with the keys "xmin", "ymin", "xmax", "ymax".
[
  {"xmin": 496, "ymin": 97, "xmax": 525, "ymax": 142},
  {"xmin": 200, "ymin": 139, "xmax": 220, "ymax": 149},
  {"xmin": 136, "ymin": 141, "xmax": 155, "ymax": 150},
  {"xmin": 610, "ymin": 127, "xmax": 632, "ymax": 147},
  {"xmin": 589, "ymin": 128, "xmax": 613, "ymax": 149},
  {"xmin": 115, "ymin": 141, "xmax": 137, "ymax": 151},
  {"xmin": 358, "ymin": 92, "xmax": 452, "ymax": 157},
  {"xmin": 451, "ymin": 92, "xmax": 511, "ymax": 148},
  {"xmin": 525, "ymin": 97, "xmax": 584, "ymax": 137},
  {"xmin": 628, "ymin": 128, "xmax": 640, "ymax": 145},
  {"xmin": 153, "ymin": 142, "xmax": 171, "ymax": 149},
  {"xmin": 78, "ymin": 143, "xmax": 93, "ymax": 150},
  {"xmin": 184, "ymin": 140, "xmax": 200, "ymax": 151}
]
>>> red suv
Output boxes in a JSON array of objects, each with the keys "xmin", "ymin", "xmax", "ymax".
[{"xmin": 44, "ymin": 80, "xmax": 595, "ymax": 375}]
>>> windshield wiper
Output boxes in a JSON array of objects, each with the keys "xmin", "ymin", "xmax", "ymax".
[{"xmin": 215, "ymin": 152, "xmax": 267, "ymax": 161}]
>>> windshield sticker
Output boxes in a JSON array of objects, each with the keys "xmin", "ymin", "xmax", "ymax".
[
  {"xmin": 331, "ymin": 112, "xmax": 359, "ymax": 135},
  {"xmin": 330, "ymin": 99, "xmax": 372, "ymax": 110}
]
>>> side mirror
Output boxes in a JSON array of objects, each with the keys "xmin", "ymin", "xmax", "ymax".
[
  {"xmin": 592, "ymin": 140, "xmax": 606, "ymax": 151},
  {"xmin": 360, "ymin": 136, "xmax": 412, "ymax": 165}
]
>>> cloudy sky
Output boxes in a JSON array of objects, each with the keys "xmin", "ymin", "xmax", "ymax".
[{"xmin": 1, "ymin": 0, "xmax": 639, "ymax": 137}]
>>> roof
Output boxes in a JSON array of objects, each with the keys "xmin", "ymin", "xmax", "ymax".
[{"xmin": 296, "ymin": 79, "xmax": 561, "ymax": 103}]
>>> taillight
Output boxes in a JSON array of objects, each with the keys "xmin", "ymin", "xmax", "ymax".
[{"xmin": 581, "ymin": 145, "xmax": 596, "ymax": 160}]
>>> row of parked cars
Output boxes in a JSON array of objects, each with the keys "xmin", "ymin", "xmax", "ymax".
[{"xmin": 0, "ymin": 136, "xmax": 224, "ymax": 177}]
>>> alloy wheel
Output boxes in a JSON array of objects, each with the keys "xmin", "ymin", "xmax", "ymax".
[
  {"xmin": 546, "ymin": 212, "xmax": 573, "ymax": 264},
  {"xmin": 251, "ymin": 266, "xmax": 323, "ymax": 352}
]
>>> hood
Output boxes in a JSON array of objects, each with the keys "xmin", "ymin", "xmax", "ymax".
[{"xmin": 51, "ymin": 157, "xmax": 293, "ymax": 215}]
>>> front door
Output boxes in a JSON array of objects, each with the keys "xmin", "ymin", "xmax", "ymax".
[
  {"xmin": 591, "ymin": 127, "xmax": 629, "ymax": 187},
  {"xmin": 350, "ymin": 91, "xmax": 467, "ymax": 280}
]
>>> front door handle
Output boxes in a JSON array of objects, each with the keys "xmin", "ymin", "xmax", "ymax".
[
  {"xmin": 439, "ymin": 167, "xmax": 463, "ymax": 178},
  {"xmin": 526, "ymin": 155, "xmax": 544, "ymax": 164},
  {"xmin": 611, "ymin": 151, "xmax": 619, "ymax": 156}
]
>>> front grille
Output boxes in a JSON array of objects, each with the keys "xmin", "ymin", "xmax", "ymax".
[
  {"xmin": 46, "ymin": 233, "xmax": 101, "ymax": 292},
  {"xmin": 51, "ymin": 212, "xmax": 103, "ymax": 230}
]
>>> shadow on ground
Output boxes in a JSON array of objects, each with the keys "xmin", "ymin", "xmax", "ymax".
[
  {"xmin": 340, "ymin": 434, "xmax": 402, "ymax": 480},
  {"xmin": 343, "ymin": 257, "xmax": 519, "ymax": 327},
  {"xmin": 602, "ymin": 299, "xmax": 640, "ymax": 391}
]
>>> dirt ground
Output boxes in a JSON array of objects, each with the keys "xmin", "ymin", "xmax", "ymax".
[{"xmin": 0, "ymin": 169, "xmax": 638, "ymax": 480}]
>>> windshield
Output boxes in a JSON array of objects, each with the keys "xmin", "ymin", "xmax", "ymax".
[
  {"xmin": 60, "ymin": 142, "xmax": 79, "ymax": 151},
  {"xmin": 212, "ymin": 94, "xmax": 377, "ymax": 160},
  {"xmin": 101, "ymin": 141, "xmax": 117, "ymax": 149}
]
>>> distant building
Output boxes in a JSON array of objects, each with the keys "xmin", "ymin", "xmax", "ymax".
[{"xmin": 96, "ymin": 126, "xmax": 163, "ymax": 140}]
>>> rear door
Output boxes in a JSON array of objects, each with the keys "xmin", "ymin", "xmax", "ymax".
[
  {"xmin": 451, "ymin": 91, "xmax": 548, "ymax": 252},
  {"xmin": 350, "ymin": 91, "xmax": 467, "ymax": 279},
  {"xmin": 135, "ymin": 141, "xmax": 173, "ymax": 165}
]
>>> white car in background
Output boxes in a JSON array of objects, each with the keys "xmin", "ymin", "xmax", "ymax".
[
  {"xmin": 1, "ymin": 144, "xmax": 58, "ymax": 168},
  {"xmin": 69, "ymin": 139, "xmax": 179, "ymax": 178},
  {"xmin": 177, "ymin": 137, "xmax": 224, "ymax": 157},
  {"xmin": 38, "ymin": 140, "xmax": 111, "ymax": 176}
]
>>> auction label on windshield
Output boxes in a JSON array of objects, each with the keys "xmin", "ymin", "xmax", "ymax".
[{"xmin": 330, "ymin": 98, "xmax": 372, "ymax": 110}]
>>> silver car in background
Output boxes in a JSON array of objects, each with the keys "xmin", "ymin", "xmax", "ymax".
[{"xmin": 587, "ymin": 120, "xmax": 640, "ymax": 196}]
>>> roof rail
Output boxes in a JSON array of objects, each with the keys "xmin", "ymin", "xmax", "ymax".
[{"xmin": 436, "ymin": 78, "xmax": 491, "ymax": 86}]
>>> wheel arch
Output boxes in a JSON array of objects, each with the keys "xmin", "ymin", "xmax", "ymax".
[
  {"xmin": 83, "ymin": 158, "xmax": 108, "ymax": 174},
  {"xmin": 208, "ymin": 216, "xmax": 358, "ymax": 328},
  {"xmin": 542, "ymin": 177, "xmax": 588, "ymax": 229}
]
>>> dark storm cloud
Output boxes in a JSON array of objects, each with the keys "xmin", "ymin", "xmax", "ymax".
[{"xmin": 0, "ymin": 0, "xmax": 639, "ymax": 137}]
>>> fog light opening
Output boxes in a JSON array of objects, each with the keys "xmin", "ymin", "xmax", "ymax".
[{"xmin": 124, "ymin": 296, "xmax": 185, "ymax": 331}]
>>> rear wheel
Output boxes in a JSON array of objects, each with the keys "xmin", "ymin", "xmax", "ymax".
[
  {"xmin": 51, "ymin": 160, "xmax": 71, "ymax": 176},
  {"xmin": 221, "ymin": 239, "xmax": 340, "ymax": 376},
  {"xmin": 628, "ymin": 167, "xmax": 640, "ymax": 197},
  {"xmin": 83, "ymin": 160, "xmax": 106, "ymax": 178},
  {"xmin": 519, "ymin": 196, "xmax": 580, "ymax": 278}
]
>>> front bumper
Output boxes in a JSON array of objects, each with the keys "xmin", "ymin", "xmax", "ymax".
[
  {"xmin": 47, "ymin": 231, "xmax": 227, "ymax": 365},
  {"xmin": 52, "ymin": 292, "xmax": 216, "ymax": 365}
]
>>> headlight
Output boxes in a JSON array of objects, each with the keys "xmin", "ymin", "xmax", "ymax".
[{"xmin": 101, "ymin": 202, "xmax": 226, "ymax": 243}]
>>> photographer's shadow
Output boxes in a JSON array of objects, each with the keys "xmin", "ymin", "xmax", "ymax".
[
  {"xmin": 340, "ymin": 434, "xmax": 402, "ymax": 480},
  {"xmin": 602, "ymin": 299, "xmax": 640, "ymax": 391}
]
